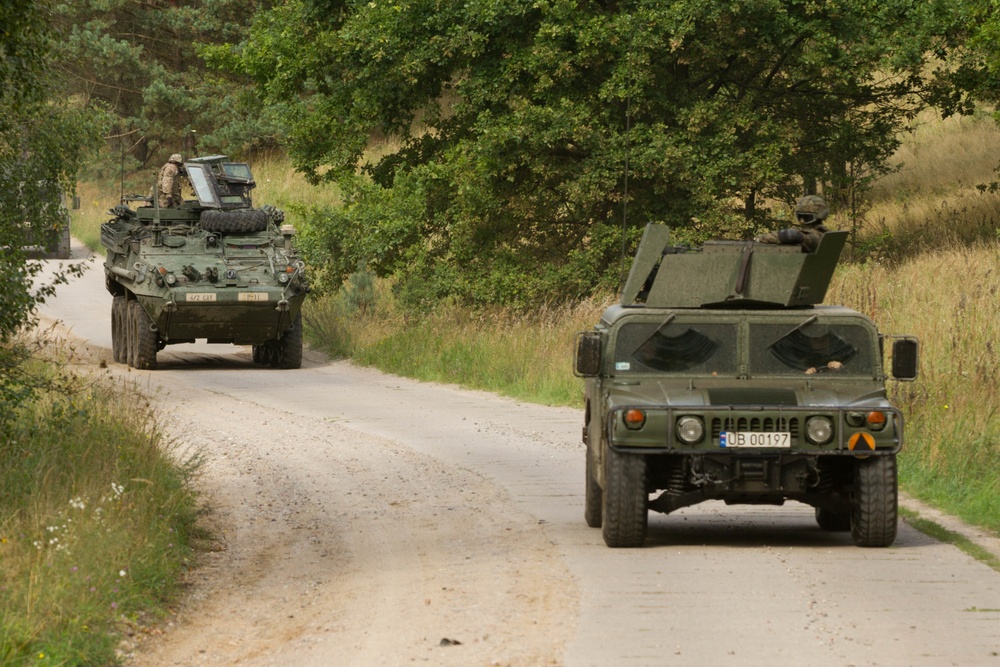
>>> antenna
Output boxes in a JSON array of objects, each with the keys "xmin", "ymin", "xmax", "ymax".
[
  {"xmin": 119, "ymin": 129, "xmax": 126, "ymax": 201},
  {"xmin": 619, "ymin": 17, "xmax": 635, "ymax": 289}
]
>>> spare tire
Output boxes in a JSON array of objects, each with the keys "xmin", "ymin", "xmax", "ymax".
[{"xmin": 199, "ymin": 209, "xmax": 270, "ymax": 234}]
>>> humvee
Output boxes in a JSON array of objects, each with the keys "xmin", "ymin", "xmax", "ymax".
[{"xmin": 576, "ymin": 225, "xmax": 918, "ymax": 548}]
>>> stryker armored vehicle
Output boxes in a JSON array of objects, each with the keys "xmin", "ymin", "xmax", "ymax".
[
  {"xmin": 576, "ymin": 226, "xmax": 918, "ymax": 548},
  {"xmin": 101, "ymin": 155, "xmax": 309, "ymax": 370}
]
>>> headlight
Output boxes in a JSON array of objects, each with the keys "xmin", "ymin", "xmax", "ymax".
[
  {"xmin": 164, "ymin": 273, "xmax": 177, "ymax": 286},
  {"xmin": 806, "ymin": 416, "xmax": 833, "ymax": 445},
  {"xmin": 676, "ymin": 416, "xmax": 704, "ymax": 444},
  {"xmin": 278, "ymin": 273, "xmax": 289, "ymax": 284}
]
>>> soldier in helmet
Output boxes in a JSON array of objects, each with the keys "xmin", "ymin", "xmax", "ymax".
[
  {"xmin": 157, "ymin": 153, "xmax": 184, "ymax": 207},
  {"xmin": 756, "ymin": 194, "xmax": 830, "ymax": 252}
]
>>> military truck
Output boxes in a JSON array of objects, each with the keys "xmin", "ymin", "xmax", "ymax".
[
  {"xmin": 101, "ymin": 155, "xmax": 309, "ymax": 370},
  {"xmin": 576, "ymin": 225, "xmax": 918, "ymax": 548}
]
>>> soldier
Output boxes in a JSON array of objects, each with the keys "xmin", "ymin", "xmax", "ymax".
[
  {"xmin": 157, "ymin": 153, "xmax": 184, "ymax": 207},
  {"xmin": 756, "ymin": 194, "xmax": 829, "ymax": 252}
]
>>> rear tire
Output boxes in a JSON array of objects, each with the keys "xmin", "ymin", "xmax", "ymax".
[
  {"xmin": 129, "ymin": 300, "xmax": 158, "ymax": 370},
  {"xmin": 815, "ymin": 507, "xmax": 851, "ymax": 532},
  {"xmin": 851, "ymin": 455, "xmax": 898, "ymax": 547},
  {"xmin": 602, "ymin": 446, "xmax": 647, "ymax": 548},
  {"xmin": 585, "ymin": 443, "xmax": 603, "ymax": 528}
]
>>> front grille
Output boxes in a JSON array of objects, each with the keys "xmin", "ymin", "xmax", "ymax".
[{"xmin": 711, "ymin": 416, "xmax": 800, "ymax": 439}]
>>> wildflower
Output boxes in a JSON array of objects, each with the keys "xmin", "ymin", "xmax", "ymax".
[{"xmin": 119, "ymin": 569, "xmax": 127, "ymax": 577}]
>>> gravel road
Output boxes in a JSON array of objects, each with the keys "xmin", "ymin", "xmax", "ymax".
[{"xmin": 36, "ymin": 244, "xmax": 1000, "ymax": 666}]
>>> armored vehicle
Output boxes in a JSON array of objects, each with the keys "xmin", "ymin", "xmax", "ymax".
[
  {"xmin": 576, "ymin": 225, "xmax": 918, "ymax": 548},
  {"xmin": 101, "ymin": 155, "xmax": 309, "ymax": 370}
]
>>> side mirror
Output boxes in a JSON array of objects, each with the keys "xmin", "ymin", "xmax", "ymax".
[
  {"xmin": 891, "ymin": 337, "xmax": 919, "ymax": 381},
  {"xmin": 575, "ymin": 332, "xmax": 603, "ymax": 377}
]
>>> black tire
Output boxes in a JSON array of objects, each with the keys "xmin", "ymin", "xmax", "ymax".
[
  {"xmin": 125, "ymin": 297, "xmax": 136, "ymax": 368},
  {"xmin": 815, "ymin": 507, "xmax": 851, "ymax": 532},
  {"xmin": 276, "ymin": 313, "xmax": 303, "ymax": 369},
  {"xmin": 199, "ymin": 209, "xmax": 269, "ymax": 234},
  {"xmin": 602, "ymin": 446, "xmax": 648, "ymax": 548},
  {"xmin": 252, "ymin": 344, "xmax": 269, "ymax": 365},
  {"xmin": 112, "ymin": 296, "xmax": 126, "ymax": 363},
  {"xmin": 129, "ymin": 300, "xmax": 158, "ymax": 370},
  {"xmin": 584, "ymin": 443, "xmax": 603, "ymax": 528},
  {"xmin": 54, "ymin": 224, "xmax": 71, "ymax": 259},
  {"xmin": 851, "ymin": 455, "xmax": 898, "ymax": 547}
]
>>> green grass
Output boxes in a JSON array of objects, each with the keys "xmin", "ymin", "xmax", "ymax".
[{"xmin": 0, "ymin": 352, "xmax": 201, "ymax": 666}]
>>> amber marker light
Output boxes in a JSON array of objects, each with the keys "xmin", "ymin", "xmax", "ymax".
[
  {"xmin": 867, "ymin": 411, "xmax": 888, "ymax": 431},
  {"xmin": 624, "ymin": 409, "xmax": 646, "ymax": 430}
]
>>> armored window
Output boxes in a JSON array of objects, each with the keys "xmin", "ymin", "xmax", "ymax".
[
  {"xmin": 614, "ymin": 320, "xmax": 738, "ymax": 375},
  {"xmin": 186, "ymin": 165, "xmax": 219, "ymax": 207},
  {"xmin": 750, "ymin": 322, "xmax": 876, "ymax": 377}
]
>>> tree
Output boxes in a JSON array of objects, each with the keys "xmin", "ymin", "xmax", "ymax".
[
  {"xmin": 235, "ymin": 0, "xmax": 967, "ymax": 306},
  {"xmin": 50, "ymin": 0, "xmax": 280, "ymax": 166},
  {"xmin": 0, "ymin": 0, "xmax": 100, "ymax": 419}
]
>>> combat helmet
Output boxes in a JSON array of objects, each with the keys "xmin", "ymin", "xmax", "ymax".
[
  {"xmin": 794, "ymin": 194, "xmax": 829, "ymax": 226},
  {"xmin": 169, "ymin": 153, "xmax": 183, "ymax": 164}
]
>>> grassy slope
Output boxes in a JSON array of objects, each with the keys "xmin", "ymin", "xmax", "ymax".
[{"xmin": 0, "ymin": 349, "xmax": 201, "ymax": 665}]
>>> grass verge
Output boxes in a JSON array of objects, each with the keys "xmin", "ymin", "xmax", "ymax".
[
  {"xmin": 0, "ymin": 347, "xmax": 201, "ymax": 666},
  {"xmin": 900, "ymin": 508, "xmax": 1000, "ymax": 573}
]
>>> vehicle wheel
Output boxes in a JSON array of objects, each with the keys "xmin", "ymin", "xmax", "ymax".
[
  {"xmin": 111, "ymin": 296, "xmax": 126, "ymax": 363},
  {"xmin": 199, "ymin": 209, "xmax": 269, "ymax": 234},
  {"xmin": 851, "ymin": 454, "xmax": 898, "ymax": 547},
  {"xmin": 276, "ymin": 312, "xmax": 303, "ymax": 369},
  {"xmin": 54, "ymin": 223, "xmax": 71, "ymax": 259},
  {"xmin": 129, "ymin": 300, "xmax": 158, "ymax": 370},
  {"xmin": 815, "ymin": 507, "xmax": 851, "ymax": 532},
  {"xmin": 602, "ymin": 445, "xmax": 647, "ymax": 547},
  {"xmin": 125, "ymin": 297, "xmax": 136, "ymax": 367},
  {"xmin": 252, "ymin": 344, "xmax": 269, "ymax": 365},
  {"xmin": 585, "ymin": 443, "xmax": 603, "ymax": 528}
]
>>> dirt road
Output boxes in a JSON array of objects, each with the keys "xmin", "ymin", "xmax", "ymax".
[{"xmin": 38, "ymin": 247, "xmax": 1000, "ymax": 666}]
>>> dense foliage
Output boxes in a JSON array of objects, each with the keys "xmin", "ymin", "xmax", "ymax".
[
  {"xmin": 51, "ymin": 0, "xmax": 279, "ymax": 167},
  {"xmin": 0, "ymin": 0, "xmax": 100, "ymax": 418},
  {"xmin": 229, "ymin": 0, "xmax": 972, "ymax": 307}
]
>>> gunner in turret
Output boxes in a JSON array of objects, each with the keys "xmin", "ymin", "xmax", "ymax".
[{"xmin": 756, "ymin": 194, "xmax": 829, "ymax": 252}]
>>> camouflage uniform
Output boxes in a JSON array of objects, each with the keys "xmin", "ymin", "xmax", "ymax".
[
  {"xmin": 157, "ymin": 153, "xmax": 183, "ymax": 207},
  {"xmin": 756, "ymin": 195, "xmax": 829, "ymax": 252}
]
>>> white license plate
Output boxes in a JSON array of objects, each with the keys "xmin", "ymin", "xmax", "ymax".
[
  {"xmin": 186, "ymin": 292, "xmax": 217, "ymax": 302},
  {"xmin": 720, "ymin": 431, "xmax": 791, "ymax": 448},
  {"xmin": 238, "ymin": 292, "xmax": 269, "ymax": 302}
]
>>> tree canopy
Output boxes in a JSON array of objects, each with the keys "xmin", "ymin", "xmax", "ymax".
[
  {"xmin": 230, "ymin": 0, "xmax": 970, "ymax": 306},
  {"xmin": 51, "ymin": 0, "xmax": 279, "ymax": 167}
]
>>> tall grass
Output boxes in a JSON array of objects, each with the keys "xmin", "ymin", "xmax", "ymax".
[
  {"xmin": 830, "ymin": 246, "xmax": 1000, "ymax": 531},
  {"xmin": 305, "ymin": 272, "xmax": 602, "ymax": 406},
  {"xmin": 0, "ymin": 352, "xmax": 201, "ymax": 665}
]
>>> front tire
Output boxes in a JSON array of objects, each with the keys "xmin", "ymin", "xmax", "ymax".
[
  {"xmin": 129, "ymin": 300, "xmax": 158, "ymax": 370},
  {"xmin": 851, "ymin": 454, "xmax": 898, "ymax": 547},
  {"xmin": 111, "ymin": 296, "xmax": 126, "ymax": 363},
  {"xmin": 602, "ymin": 446, "xmax": 648, "ymax": 548}
]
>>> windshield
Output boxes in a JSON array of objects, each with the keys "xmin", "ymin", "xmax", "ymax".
[
  {"xmin": 222, "ymin": 163, "xmax": 253, "ymax": 181},
  {"xmin": 614, "ymin": 320, "xmax": 739, "ymax": 375},
  {"xmin": 750, "ymin": 321, "xmax": 877, "ymax": 376}
]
